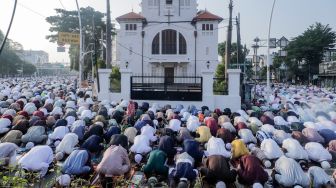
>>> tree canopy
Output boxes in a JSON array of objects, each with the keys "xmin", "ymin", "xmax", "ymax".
[
  {"xmin": 46, "ymin": 7, "xmax": 110, "ymax": 76},
  {"xmin": 0, "ymin": 31, "xmax": 36, "ymax": 75},
  {"xmin": 285, "ymin": 23, "xmax": 336, "ymax": 81},
  {"xmin": 216, "ymin": 42, "xmax": 251, "ymax": 78}
]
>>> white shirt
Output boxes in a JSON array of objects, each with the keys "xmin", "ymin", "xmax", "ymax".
[
  {"xmin": 56, "ymin": 133, "xmax": 79, "ymax": 155},
  {"xmin": 140, "ymin": 125, "xmax": 157, "ymax": 142},
  {"xmin": 18, "ymin": 146, "xmax": 53, "ymax": 177},
  {"xmin": 186, "ymin": 120, "xmax": 200, "ymax": 132},
  {"xmin": 260, "ymin": 139, "xmax": 283, "ymax": 160},
  {"xmin": 305, "ymin": 142, "xmax": 332, "ymax": 162},
  {"xmin": 308, "ymin": 166, "xmax": 333, "ymax": 187},
  {"xmin": 238, "ymin": 129, "xmax": 257, "ymax": 144},
  {"xmin": 282, "ymin": 138, "xmax": 308, "ymax": 160},
  {"xmin": 168, "ymin": 119, "xmax": 181, "ymax": 132},
  {"xmin": 49, "ymin": 126, "xmax": 69, "ymax": 140},
  {"xmin": 274, "ymin": 156, "xmax": 310, "ymax": 187},
  {"xmin": 206, "ymin": 137, "xmax": 231, "ymax": 158},
  {"xmin": 130, "ymin": 135, "xmax": 151, "ymax": 154}
]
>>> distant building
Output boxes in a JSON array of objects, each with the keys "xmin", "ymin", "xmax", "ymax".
[{"xmin": 16, "ymin": 50, "xmax": 49, "ymax": 65}]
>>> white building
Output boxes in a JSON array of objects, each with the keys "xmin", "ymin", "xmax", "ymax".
[
  {"xmin": 16, "ymin": 50, "xmax": 49, "ymax": 65},
  {"xmin": 97, "ymin": 0, "xmax": 242, "ymax": 111},
  {"xmin": 116, "ymin": 0, "xmax": 222, "ymax": 77}
]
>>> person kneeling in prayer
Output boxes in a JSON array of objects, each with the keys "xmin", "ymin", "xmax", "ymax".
[
  {"xmin": 305, "ymin": 142, "xmax": 332, "ymax": 169},
  {"xmin": 142, "ymin": 149, "xmax": 168, "ymax": 178},
  {"xmin": 0, "ymin": 142, "xmax": 18, "ymax": 167},
  {"xmin": 168, "ymin": 152, "xmax": 198, "ymax": 187},
  {"xmin": 273, "ymin": 156, "xmax": 310, "ymax": 187},
  {"xmin": 18, "ymin": 145, "xmax": 53, "ymax": 177},
  {"xmin": 96, "ymin": 145, "xmax": 131, "ymax": 188},
  {"xmin": 61, "ymin": 148, "xmax": 92, "ymax": 177}
]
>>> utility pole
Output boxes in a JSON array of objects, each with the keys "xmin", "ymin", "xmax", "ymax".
[
  {"xmin": 106, "ymin": 0, "xmax": 112, "ymax": 69},
  {"xmin": 225, "ymin": 0, "xmax": 233, "ymax": 81},
  {"xmin": 75, "ymin": 0, "xmax": 84, "ymax": 85},
  {"xmin": 236, "ymin": 13, "xmax": 241, "ymax": 69}
]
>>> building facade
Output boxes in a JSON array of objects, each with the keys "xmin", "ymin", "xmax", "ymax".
[
  {"xmin": 16, "ymin": 50, "xmax": 49, "ymax": 65},
  {"xmin": 116, "ymin": 0, "xmax": 222, "ymax": 78}
]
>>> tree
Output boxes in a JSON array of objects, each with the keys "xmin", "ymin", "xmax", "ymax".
[
  {"xmin": 214, "ymin": 42, "xmax": 250, "ymax": 93},
  {"xmin": 0, "ymin": 30, "xmax": 36, "ymax": 75},
  {"xmin": 285, "ymin": 23, "xmax": 336, "ymax": 82},
  {"xmin": 216, "ymin": 42, "xmax": 250, "ymax": 78},
  {"xmin": 46, "ymin": 7, "xmax": 110, "ymax": 78}
]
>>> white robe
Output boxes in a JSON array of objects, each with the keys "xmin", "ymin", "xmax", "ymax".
[
  {"xmin": 282, "ymin": 138, "xmax": 308, "ymax": 160},
  {"xmin": 260, "ymin": 139, "xmax": 283, "ymax": 160},
  {"xmin": 274, "ymin": 156, "xmax": 310, "ymax": 187},
  {"xmin": 56, "ymin": 133, "xmax": 79, "ymax": 155},
  {"xmin": 18, "ymin": 146, "xmax": 53, "ymax": 177},
  {"xmin": 140, "ymin": 125, "xmax": 157, "ymax": 142},
  {"xmin": 206, "ymin": 137, "xmax": 231, "ymax": 158},
  {"xmin": 305, "ymin": 142, "xmax": 332, "ymax": 162},
  {"xmin": 48, "ymin": 126, "xmax": 69, "ymax": 140},
  {"xmin": 308, "ymin": 166, "xmax": 333, "ymax": 187},
  {"xmin": 130, "ymin": 135, "xmax": 152, "ymax": 154}
]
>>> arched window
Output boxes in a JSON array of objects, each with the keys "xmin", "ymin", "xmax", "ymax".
[
  {"xmin": 162, "ymin": 29, "xmax": 177, "ymax": 54},
  {"xmin": 152, "ymin": 33, "xmax": 160, "ymax": 54},
  {"xmin": 179, "ymin": 33, "xmax": 187, "ymax": 54},
  {"xmin": 152, "ymin": 29, "xmax": 187, "ymax": 55}
]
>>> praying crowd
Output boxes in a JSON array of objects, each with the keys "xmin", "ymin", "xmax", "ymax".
[{"xmin": 1, "ymin": 77, "xmax": 336, "ymax": 188}]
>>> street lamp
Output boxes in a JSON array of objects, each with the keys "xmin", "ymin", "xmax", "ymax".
[{"xmin": 266, "ymin": 0, "xmax": 277, "ymax": 104}]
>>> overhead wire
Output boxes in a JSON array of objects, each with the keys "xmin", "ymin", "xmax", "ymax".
[
  {"xmin": 18, "ymin": 2, "xmax": 46, "ymax": 18},
  {"xmin": 58, "ymin": 0, "xmax": 67, "ymax": 10}
]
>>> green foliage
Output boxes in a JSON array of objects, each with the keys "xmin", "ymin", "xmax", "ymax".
[
  {"xmin": 0, "ymin": 31, "xmax": 36, "ymax": 75},
  {"xmin": 46, "ymin": 7, "xmax": 112, "ymax": 77},
  {"xmin": 285, "ymin": 22, "xmax": 336, "ymax": 81},
  {"xmin": 215, "ymin": 42, "xmax": 250, "ymax": 93},
  {"xmin": 97, "ymin": 58, "xmax": 106, "ymax": 69},
  {"xmin": 109, "ymin": 66, "xmax": 121, "ymax": 92},
  {"xmin": 332, "ymin": 53, "xmax": 336, "ymax": 61}
]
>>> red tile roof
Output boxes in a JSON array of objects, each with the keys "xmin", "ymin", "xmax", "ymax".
[
  {"xmin": 116, "ymin": 12, "xmax": 146, "ymax": 22},
  {"xmin": 193, "ymin": 10, "xmax": 223, "ymax": 22}
]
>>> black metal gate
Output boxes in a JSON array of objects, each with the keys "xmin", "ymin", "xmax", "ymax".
[{"xmin": 131, "ymin": 76, "xmax": 203, "ymax": 101}]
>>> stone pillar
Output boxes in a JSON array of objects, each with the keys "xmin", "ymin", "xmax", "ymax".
[
  {"xmin": 202, "ymin": 70, "xmax": 215, "ymax": 109},
  {"xmin": 120, "ymin": 69, "xmax": 132, "ymax": 100},
  {"xmin": 97, "ymin": 69, "xmax": 111, "ymax": 101},
  {"xmin": 228, "ymin": 69, "xmax": 241, "ymax": 96}
]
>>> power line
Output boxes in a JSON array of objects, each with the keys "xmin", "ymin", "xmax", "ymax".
[
  {"xmin": 58, "ymin": 0, "xmax": 67, "ymax": 10},
  {"xmin": 18, "ymin": 3, "xmax": 46, "ymax": 18}
]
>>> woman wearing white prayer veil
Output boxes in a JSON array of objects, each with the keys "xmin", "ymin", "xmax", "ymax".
[{"xmin": 205, "ymin": 137, "xmax": 231, "ymax": 158}]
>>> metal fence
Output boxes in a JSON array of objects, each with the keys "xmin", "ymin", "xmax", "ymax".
[{"xmin": 131, "ymin": 76, "xmax": 203, "ymax": 101}]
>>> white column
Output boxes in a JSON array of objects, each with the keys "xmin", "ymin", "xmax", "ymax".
[
  {"xmin": 120, "ymin": 68, "xmax": 132, "ymax": 100},
  {"xmin": 202, "ymin": 70, "xmax": 215, "ymax": 109},
  {"xmin": 97, "ymin": 69, "xmax": 111, "ymax": 101},
  {"xmin": 227, "ymin": 69, "xmax": 241, "ymax": 96}
]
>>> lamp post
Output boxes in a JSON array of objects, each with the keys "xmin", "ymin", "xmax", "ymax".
[
  {"xmin": 266, "ymin": 0, "xmax": 277, "ymax": 104},
  {"xmin": 75, "ymin": 0, "xmax": 84, "ymax": 85}
]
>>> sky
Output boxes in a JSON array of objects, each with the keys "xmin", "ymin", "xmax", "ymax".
[{"xmin": 1, "ymin": 0, "xmax": 336, "ymax": 63}]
